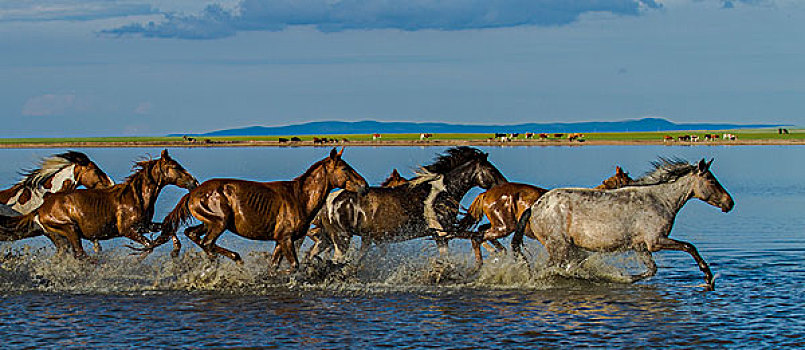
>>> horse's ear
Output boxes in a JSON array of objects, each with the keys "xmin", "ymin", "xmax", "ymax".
[
  {"xmin": 161, "ymin": 149, "xmax": 170, "ymax": 159},
  {"xmin": 698, "ymin": 158, "xmax": 708, "ymax": 173},
  {"xmin": 329, "ymin": 147, "xmax": 338, "ymax": 160},
  {"xmin": 392, "ymin": 169, "xmax": 400, "ymax": 177},
  {"xmin": 338, "ymin": 146, "xmax": 345, "ymax": 157},
  {"xmin": 616, "ymin": 166, "xmax": 624, "ymax": 175},
  {"xmin": 707, "ymin": 158, "xmax": 714, "ymax": 168}
]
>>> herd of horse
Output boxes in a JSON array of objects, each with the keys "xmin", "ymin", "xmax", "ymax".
[{"xmin": 0, "ymin": 147, "xmax": 734, "ymax": 290}]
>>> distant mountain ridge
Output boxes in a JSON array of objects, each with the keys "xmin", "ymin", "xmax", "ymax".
[{"xmin": 178, "ymin": 118, "xmax": 778, "ymax": 136}]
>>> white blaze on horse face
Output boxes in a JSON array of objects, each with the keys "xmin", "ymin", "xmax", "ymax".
[{"xmin": 424, "ymin": 175, "xmax": 446, "ymax": 234}]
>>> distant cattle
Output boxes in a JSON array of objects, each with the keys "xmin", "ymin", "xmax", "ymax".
[
  {"xmin": 290, "ymin": 137, "xmax": 302, "ymax": 142},
  {"xmin": 538, "ymin": 133, "xmax": 548, "ymax": 139},
  {"xmin": 779, "ymin": 128, "xmax": 790, "ymax": 134},
  {"xmin": 722, "ymin": 133, "xmax": 737, "ymax": 141},
  {"xmin": 568, "ymin": 133, "xmax": 584, "ymax": 142},
  {"xmin": 372, "ymin": 133, "xmax": 382, "ymax": 141},
  {"xmin": 278, "ymin": 138, "xmax": 289, "ymax": 143},
  {"xmin": 494, "ymin": 133, "xmax": 507, "ymax": 138},
  {"xmin": 420, "ymin": 133, "xmax": 433, "ymax": 141},
  {"xmin": 553, "ymin": 133, "xmax": 564, "ymax": 138},
  {"xmin": 663, "ymin": 135, "xmax": 674, "ymax": 142},
  {"xmin": 525, "ymin": 132, "xmax": 534, "ymax": 139}
]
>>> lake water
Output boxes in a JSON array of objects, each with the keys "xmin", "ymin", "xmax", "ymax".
[{"xmin": 0, "ymin": 146, "xmax": 803, "ymax": 348}]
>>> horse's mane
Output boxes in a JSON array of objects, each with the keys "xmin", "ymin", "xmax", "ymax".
[
  {"xmin": 124, "ymin": 158, "xmax": 161, "ymax": 184},
  {"xmin": 633, "ymin": 157, "xmax": 697, "ymax": 186},
  {"xmin": 422, "ymin": 146, "xmax": 486, "ymax": 175},
  {"xmin": 294, "ymin": 158, "xmax": 329, "ymax": 182},
  {"xmin": 17, "ymin": 151, "xmax": 91, "ymax": 189},
  {"xmin": 407, "ymin": 147, "xmax": 486, "ymax": 187}
]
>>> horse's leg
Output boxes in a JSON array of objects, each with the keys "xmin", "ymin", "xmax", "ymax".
[
  {"xmin": 279, "ymin": 235, "xmax": 300, "ymax": 271},
  {"xmin": 331, "ymin": 231, "xmax": 352, "ymax": 263},
  {"xmin": 352, "ymin": 237, "xmax": 372, "ymax": 265},
  {"xmin": 485, "ymin": 239, "xmax": 506, "ymax": 253},
  {"xmin": 304, "ymin": 227, "xmax": 328, "ymax": 263},
  {"xmin": 629, "ymin": 249, "xmax": 657, "ymax": 283},
  {"xmin": 200, "ymin": 226, "xmax": 242, "ymax": 264},
  {"xmin": 656, "ymin": 238, "xmax": 715, "ymax": 290},
  {"xmin": 45, "ymin": 224, "xmax": 87, "ymax": 260}
]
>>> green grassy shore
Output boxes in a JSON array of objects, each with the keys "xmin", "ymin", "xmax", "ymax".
[{"xmin": 0, "ymin": 129, "xmax": 802, "ymax": 147}]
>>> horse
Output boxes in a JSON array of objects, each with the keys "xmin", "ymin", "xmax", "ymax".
[
  {"xmin": 304, "ymin": 168, "xmax": 411, "ymax": 262},
  {"xmin": 310, "ymin": 146, "xmax": 507, "ymax": 266},
  {"xmin": 0, "ymin": 151, "xmax": 114, "ymax": 216},
  {"xmin": 1, "ymin": 150, "xmax": 198, "ymax": 259},
  {"xmin": 512, "ymin": 158, "xmax": 733, "ymax": 290},
  {"xmin": 0, "ymin": 151, "xmax": 116, "ymax": 249},
  {"xmin": 156, "ymin": 147, "xmax": 368, "ymax": 271},
  {"xmin": 459, "ymin": 166, "xmax": 635, "ymax": 268}
]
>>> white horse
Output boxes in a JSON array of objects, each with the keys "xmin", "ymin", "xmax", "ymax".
[{"xmin": 513, "ymin": 158, "xmax": 733, "ymax": 290}]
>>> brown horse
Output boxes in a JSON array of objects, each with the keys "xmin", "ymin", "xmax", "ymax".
[
  {"xmin": 0, "ymin": 151, "xmax": 114, "ymax": 216},
  {"xmin": 460, "ymin": 166, "xmax": 635, "ymax": 268},
  {"xmin": 157, "ymin": 147, "xmax": 368, "ymax": 271},
  {"xmin": 3, "ymin": 149, "xmax": 198, "ymax": 258},
  {"xmin": 304, "ymin": 168, "xmax": 411, "ymax": 261},
  {"xmin": 310, "ymin": 147, "xmax": 507, "ymax": 266}
]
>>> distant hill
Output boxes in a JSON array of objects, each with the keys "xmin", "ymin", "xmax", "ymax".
[{"xmin": 176, "ymin": 118, "xmax": 779, "ymax": 136}]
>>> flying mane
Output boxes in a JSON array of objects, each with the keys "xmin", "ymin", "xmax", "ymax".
[
  {"xmin": 408, "ymin": 147, "xmax": 488, "ymax": 187},
  {"xmin": 17, "ymin": 151, "xmax": 91, "ymax": 190},
  {"xmin": 632, "ymin": 158, "xmax": 698, "ymax": 186}
]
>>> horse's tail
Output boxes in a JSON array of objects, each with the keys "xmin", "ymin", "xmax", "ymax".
[
  {"xmin": 0, "ymin": 213, "xmax": 42, "ymax": 241},
  {"xmin": 154, "ymin": 193, "xmax": 193, "ymax": 247},
  {"xmin": 511, "ymin": 207, "xmax": 532, "ymax": 259},
  {"xmin": 457, "ymin": 192, "xmax": 486, "ymax": 231}
]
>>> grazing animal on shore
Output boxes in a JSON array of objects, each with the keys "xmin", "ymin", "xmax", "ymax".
[
  {"xmin": 512, "ymin": 158, "xmax": 733, "ymax": 290},
  {"xmin": 157, "ymin": 148, "xmax": 368, "ymax": 271}
]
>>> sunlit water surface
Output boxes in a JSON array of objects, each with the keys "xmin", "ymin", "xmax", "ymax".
[{"xmin": 0, "ymin": 146, "xmax": 802, "ymax": 348}]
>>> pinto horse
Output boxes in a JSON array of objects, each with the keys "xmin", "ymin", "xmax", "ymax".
[
  {"xmin": 513, "ymin": 158, "xmax": 734, "ymax": 290},
  {"xmin": 0, "ymin": 151, "xmax": 114, "ymax": 216},
  {"xmin": 157, "ymin": 148, "xmax": 368, "ymax": 271},
  {"xmin": 310, "ymin": 147, "xmax": 507, "ymax": 265},
  {"xmin": 2, "ymin": 150, "xmax": 198, "ymax": 258},
  {"xmin": 304, "ymin": 168, "xmax": 411, "ymax": 262},
  {"xmin": 459, "ymin": 166, "xmax": 635, "ymax": 268}
]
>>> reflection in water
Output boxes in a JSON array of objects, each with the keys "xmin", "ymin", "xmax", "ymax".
[{"xmin": 0, "ymin": 146, "xmax": 803, "ymax": 347}]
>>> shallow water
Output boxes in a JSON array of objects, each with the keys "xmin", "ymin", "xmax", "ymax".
[{"xmin": 0, "ymin": 146, "xmax": 803, "ymax": 348}]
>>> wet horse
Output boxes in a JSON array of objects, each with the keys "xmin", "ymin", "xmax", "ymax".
[
  {"xmin": 513, "ymin": 159, "xmax": 733, "ymax": 290},
  {"xmin": 0, "ymin": 151, "xmax": 115, "ymax": 248},
  {"xmin": 460, "ymin": 166, "xmax": 635, "ymax": 267},
  {"xmin": 0, "ymin": 151, "xmax": 114, "ymax": 216},
  {"xmin": 4, "ymin": 150, "xmax": 198, "ymax": 258},
  {"xmin": 157, "ymin": 148, "xmax": 368, "ymax": 271},
  {"xmin": 311, "ymin": 147, "xmax": 507, "ymax": 265},
  {"xmin": 304, "ymin": 168, "xmax": 411, "ymax": 262}
]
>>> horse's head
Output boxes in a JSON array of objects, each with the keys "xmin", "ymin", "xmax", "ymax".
[
  {"xmin": 691, "ymin": 159, "xmax": 734, "ymax": 212},
  {"xmin": 324, "ymin": 147, "xmax": 368, "ymax": 195},
  {"xmin": 467, "ymin": 152, "xmax": 507, "ymax": 189},
  {"xmin": 155, "ymin": 149, "xmax": 199, "ymax": 190},
  {"xmin": 73, "ymin": 157, "xmax": 115, "ymax": 190},
  {"xmin": 381, "ymin": 169, "xmax": 408, "ymax": 188},
  {"xmin": 596, "ymin": 166, "xmax": 635, "ymax": 190}
]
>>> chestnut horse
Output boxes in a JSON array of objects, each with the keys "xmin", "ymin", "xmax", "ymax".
[
  {"xmin": 460, "ymin": 166, "xmax": 635, "ymax": 268},
  {"xmin": 513, "ymin": 159, "xmax": 733, "ymax": 290},
  {"xmin": 157, "ymin": 147, "xmax": 368, "ymax": 271},
  {"xmin": 3, "ymin": 150, "xmax": 198, "ymax": 258},
  {"xmin": 310, "ymin": 147, "xmax": 507, "ymax": 265},
  {"xmin": 0, "ymin": 151, "xmax": 114, "ymax": 216}
]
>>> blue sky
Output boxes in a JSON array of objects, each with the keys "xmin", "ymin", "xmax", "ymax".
[{"xmin": 1, "ymin": 0, "xmax": 802, "ymax": 137}]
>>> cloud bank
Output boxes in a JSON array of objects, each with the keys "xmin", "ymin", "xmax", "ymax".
[
  {"xmin": 103, "ymin": 0, "xmax": 662, "ymax": 39},
  {"xmin": 0, "ymin": 1, "xmax": 155, "ymax": 22}
]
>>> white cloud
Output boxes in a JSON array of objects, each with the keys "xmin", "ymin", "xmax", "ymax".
[{"xmin": 0, "ymin": 1, "xmax": 155, "ymax": 22}]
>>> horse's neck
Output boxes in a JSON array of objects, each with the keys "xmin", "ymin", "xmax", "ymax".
[
  {"xmin": 442, "ymin": 168, "xmax": 477, "ymax": 203},
  {"xmin": 647, "ymin": 176, "xmax": 696, "ymax": 214},
  {"xmin": 297, "ymin": 166, "xmax": 333, "ymax": 218},
  {"xmin": 45, "ymin": 165, "xmax": 77, "ymax": 193},
  {"xmin": 125, "ymin": 171, "xmax": 164, "ymax": 220}
]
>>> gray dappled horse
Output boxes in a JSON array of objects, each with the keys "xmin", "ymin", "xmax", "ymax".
[{"xmin": 513, "ymin": 158, "xmax": 733, "ymax": 291}]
